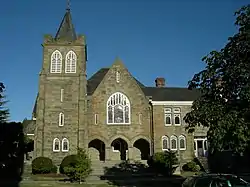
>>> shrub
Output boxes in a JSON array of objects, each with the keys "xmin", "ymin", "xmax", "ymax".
[
  {"xmin": 147, "ymin": 150, "xmax": 179, "ymax": 176},
  {"xmin": 60, "ymin": 154, "xmax": 77, "ymax": 174},
  {"xmin": 182, "ymin": 161, "xmax": 200, "ymax": 172},
  {"xmin": 62, "ymin": 148, "xmax": 92, "ymax": 183},
  {"xmin": 32, "ymin": 157, "xmax": 57, "ymax": 174}
]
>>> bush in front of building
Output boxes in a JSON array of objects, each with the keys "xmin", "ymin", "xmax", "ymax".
[
  {"xmin": 182, "ymin": 161, "xmax": 200, "ymax": 172},
  {"xmin": 60, "ymin": 154, "xmax": 78, "ymax": 174},
  {"xmin": 147, "ymin": 150, "xmax": 179, "ymax": 176},
  {"xmin": 32, "ymin": 157, "xmax": 57, "ymax": 174}
]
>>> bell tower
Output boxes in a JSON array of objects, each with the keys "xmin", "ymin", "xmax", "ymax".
[{"xmin": 34, "ymin": 3, "xmax": 87, "ymax": 163}]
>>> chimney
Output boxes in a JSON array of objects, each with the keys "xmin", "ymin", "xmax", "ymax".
[{"xmin": 155, "ymin": 77, "xmax": 165, "ymax": 88}]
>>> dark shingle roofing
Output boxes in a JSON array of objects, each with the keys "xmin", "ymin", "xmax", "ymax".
[
  {"xmin": 55, "ymin": 9, "xmax": 77, "ymax": 41},
  {"xmin": 87, "ymin": 68, "xmax": 200, "ymax": 101}
]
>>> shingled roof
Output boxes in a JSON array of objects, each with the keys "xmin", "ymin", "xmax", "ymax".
[{"xmin": 87, "ymin": 68, "xmax": 200, "ymax": 101}]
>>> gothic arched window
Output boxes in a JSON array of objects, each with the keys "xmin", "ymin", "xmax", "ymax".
[
  {"xmin": 50, "ymin": 50, "xmax": 62, "ymax": 73},
  {"xmin": 62, "ymin": 138, "xmax": 69, "ymax": 152},
  {"xmin": 179, "ymin": 135, "xmax": 186, "ymax": 150},
  {"xmin": 53, "ymin": 138, "xmax": 60, "ymax": 152},
  {"xmin": 170, "ymin": 135, "xmax": 177, "ymax": 150},
  {"xmin": 107, "ymin": 92, "xmax": 130, "ymax": 124},
  {"xmin": 162, "ymin": 136, "xmax": 169, "ymax": 151},
  {"xmin": 65, "ymin": 50, "xmax": 77, "ymax": 73}
]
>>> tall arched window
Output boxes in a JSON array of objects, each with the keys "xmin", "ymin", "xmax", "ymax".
[
  {"xmin": 65, "ymin": 50, "xmax": 77, "ymax": 73},
  {"xmin": 62, "ymin": 138, "xmax": 69, "ymax": 152},
  {"xmin": 179, "ymin": 135, "xmax": 186, "ymax": 150},
  {"xmin": 107, "ymin": 92, "xmax": 130, "ymax": 124},
  {"xmin": 162, "ymin": 136, "xmax": 169, "ymax": 151},
  {"xmin": 170, "ymin": 135, "xmax": 177, "ymax": 150},
  {"xmin": 50, "ymin": 50, "xmax": 62, "ymax": 73},
  {"xmin": 53, "ymin": 138, "xmax": 60, "ymax": 152}
]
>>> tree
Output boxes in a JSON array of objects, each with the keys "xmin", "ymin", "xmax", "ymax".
[
  {"xmin": 184, "ymin": 5, "xmax": 250, "ymax": 154},
  {"xmin": 64, "ymin": 148, "xmax": 92, "ymax": 184},
  {"xmin": 0, "ymin": 82, "xmax": 9, "ymax": 123}
]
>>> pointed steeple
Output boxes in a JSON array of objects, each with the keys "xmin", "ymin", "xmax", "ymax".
[{"xmin": 55, "ymin": 2, "xmax": 77, "ymax": 41}]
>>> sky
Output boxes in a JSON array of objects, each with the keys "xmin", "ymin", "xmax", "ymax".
[{"xmin": 0, "ymin": 0, "xmax": 248, "ymax": 122}]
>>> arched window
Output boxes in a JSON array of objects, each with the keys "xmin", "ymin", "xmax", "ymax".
[
  {"xmin": 59, "ymin": 113, "xmax": 64, "ymax": 126},
  {"xmin": 65, "ymin": 50, "xmax": 77, "ymax": 73},
  {"xmin": 62, "ymin": 138, "xmax": 69, "ymax": 152},
  {"xmin": 53, "ymin": 138, "xmax": 60, "ymax": 152},
  {"xmin": 162, "ymin": 136, "xmax": 169, "ymax": 151},
  {"xmin": 179, "ymin": 135, "xmax": 186, "ymax": 150},
  {"xmin": 107, "ymin": 92, "xmax": 130, "ymax": 124},
  {"xmin": 170, "ymin": 135, "xmax": 177, "ymax": 150},
  {"xmin": 50, "ymin": 50, "xmax": 62, "ymax": 73}
]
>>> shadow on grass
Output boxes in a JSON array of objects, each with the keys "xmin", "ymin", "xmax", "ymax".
[{"xmin": 100, "ymin": 160, "xmax": 185, "ymax": 187}]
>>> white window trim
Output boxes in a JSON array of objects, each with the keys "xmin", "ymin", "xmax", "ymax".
[
  {"xmin": 62, "ymin": 138, "xmax": 69, "ymax": 152},
  {"xmin": 53, "ymin": 138, "xmax": 60, "ymax": 152},
  {"xmin": 139, "ymin": 113, "xmax": 142, "ymax": 124},
  {"xmin": 174, "ymin": 114, "xmax": 181, "ymax": 126},
  {"xmin": 162, "ymin": 136, "xmax": 169, "ymax": 151},
  {"xmin": 50, "ymin": 50, "xmax": 62, "ymax": 73},
  {"xmin": 151, "ymin": 101, "xmax": 193, "ymax": 106},
  {"xmin": 179, "ymin": 135, "xmax": 186, "ymax": 150},
  {"xmin": 94, "ymin": 114, "xmax": 98, "ymax": 125},
  {"xmin": 27, "ymin": 134, "xmax": 34, "ymax": 136},
  {"xmin": 106, "ymin": 92, "xmax": 131, "ymax": 125},
  {"xmin": 116, "ymin": 71, "xmax": 120, "ymax": 83},
  {"xmin": 164, "ymin": 113, "xmax": 172, "ymax": 126},
  {"xmin": 170, "ymin": 135, "xmax": 178, "ymax": 151},
  {"xmin": 65, "ymin": 50, "xmax": 77, "ymax": 73},
  {"xmin": 60, "ymin": 89, "xmax": 64, "ymax": 102},
  {"xmin": 59, "ymin": 112, "xmax": 64, "ymax": 126}
]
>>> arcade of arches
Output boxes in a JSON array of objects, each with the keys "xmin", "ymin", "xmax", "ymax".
[{"xmin": 88, "ymin": 137, "xmax": 150, "ymax": 161}]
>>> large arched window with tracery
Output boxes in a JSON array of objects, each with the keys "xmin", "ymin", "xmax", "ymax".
[
  {"xmin": 65, "ymin": 50, "xmax": 77, "ymax": 73},
  {"xmin": 50, "ymin": 50, "xmax": 62, "ymax": 73},
  {"xmin": 107, "ymin": 92, "xmax": 130, "ymax": 124}
]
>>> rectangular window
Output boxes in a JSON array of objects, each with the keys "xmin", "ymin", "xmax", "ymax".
[
  {"xmin": 59, "ymin": 113, "xmax": 64, "ymax": 126},
  {"xmin": 60, "ymin": 89, "xmax": 64, "ymax": 102},
  {"xmin": 139, "ymin": 113, "xmax": 142, "ymax": 124},
  {"xmin": 164, "ymin": 108, "xmax": 172, "ymax": 126},
  {"xmin": 173, "ymin": 108, "xmax": 181, "ymax": 125},
  {"xmin": 94, "ymin": 114, "xmax": 98, "ymax": 125}
]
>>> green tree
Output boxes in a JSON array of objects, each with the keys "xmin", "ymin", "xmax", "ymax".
[
  {"xmin": 0, "ymin": 82, "xmax": 9, "ymax": 123},
  {"xmin": 184, "ymin": 5, "xmax": 250, "ymax": 154},
  {"xmin": 64, "ymin": 148, "xmax": 92, "ymax": 184}
]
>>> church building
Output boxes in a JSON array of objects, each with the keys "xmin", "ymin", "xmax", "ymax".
[{"xmin": 27, "ymin": 7, "xmax": 208, "ymax": 165}]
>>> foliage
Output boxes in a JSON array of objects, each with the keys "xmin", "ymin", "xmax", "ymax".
[
  {"xmin": 60, "ymin": 154, "xmax": 77, "ymax": 174},
  {"xmin": 147, "ymin": 150, "xmax": 179, "ymax": 176},
  {"xmin": 24, "ymin": 135, "xmax": 34, "ymax": 153},
  {"xmin": 63, "ymin": 148, "xmax": 92, "ymax": 183},
  {"xmin": 32, "ymin": 157, "xmax": 57, "ymax": 174},
  {"xmin": 0, "ymin": 82, "xmax": 9, "ymax": 123},
  {"xmin": 184, "ymin": 5, "xmax": 250, "ymax": 154},
  {"xmin": 182, "ymin": 161, "xmax": 200, "ymax": 172}
]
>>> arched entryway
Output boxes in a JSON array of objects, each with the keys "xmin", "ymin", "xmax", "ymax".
[
  {"xmin": 111, "ymin": 138, "xmax": 128, "ymax": 160},
  {"xmin": 88, "ymin": 139, "xmax": 105, "ymax": 161},
  {"xmin": 133, "ymin": 138, "xmax": 150, "ymax": 160}
]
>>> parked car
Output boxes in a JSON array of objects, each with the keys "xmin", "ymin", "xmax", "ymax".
[{"xmin": 182, "ymin": 173, "xmax": 249, "ymax": 187}]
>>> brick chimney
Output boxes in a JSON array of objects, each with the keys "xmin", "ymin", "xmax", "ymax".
[{"xmin": 155, "ymin": 77, "xmax": 165, "ymax": 88}]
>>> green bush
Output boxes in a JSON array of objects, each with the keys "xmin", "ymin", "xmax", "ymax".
[
  {"xmin": 182, "ymin": 161, "xmax": 200, "ymax": 172},
  {"xmin": 62, "ymin": 148, "xmax": 92, "ymax": 183},
  {"xmin": 147, "ymin": 150, "xmax": 179, "ymax": 176},
  {"xmin": 32, "ymin": 157, "xmax": 57, "ymax": 174},
  {"xmin": 60, "ymin": 154, "xmax": 77, "ymax": 174}
]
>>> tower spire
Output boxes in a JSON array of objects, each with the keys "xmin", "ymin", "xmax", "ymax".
[{"xmin": 66, "ymin": 0, "xmax": 70, "ymax": 11}]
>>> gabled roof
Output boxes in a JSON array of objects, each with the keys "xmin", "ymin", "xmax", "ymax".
[
  {"xmin": 87, "ymin": 68, "xmax": 200, "ymax": 101},
  {"xmin": 55, "ymin": 9, "xmax": 77, "ymax": 41}
]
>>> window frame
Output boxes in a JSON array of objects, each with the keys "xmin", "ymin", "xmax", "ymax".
[
  {"xmin": 162, "ymin": 136, "xmax": 169, "ymax": 151},
  {"xmin": 65, "ymin": 50, "xmax": 77, "ymax": 73},
  {"xmin": 170, "ymin": 135, "xmax": 178, "ymax": 151},
  {"xmin": 179, "ymin": 135, "xmax": 186, "ymax": 150},
  {"xmin": 53, "ymin": 138, "xmax": 60, "ymax": 152},
  {"xmin": 62, "ymin": 138, "xmax": 69, "ymax": 152},
  {"xmin": 50, "ymin": 50, "xmax": 62, "ymax": 73},
  {"xmin": 59, "ymin": 112, "xmax": 64, "ymax": 126},
  {"xmin": 164, "ymin": 108, "xmax": 172, "ymax": 126}
]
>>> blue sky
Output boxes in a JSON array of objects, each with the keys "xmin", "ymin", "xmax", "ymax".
[{"xmin": 0, "ymin": 0, "xmax": 248, "ymax": 122}]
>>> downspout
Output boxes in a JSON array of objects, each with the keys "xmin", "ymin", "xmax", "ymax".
[{"xmin": 149, "ymin": 99, "xmax": 154, "ymax": 156}]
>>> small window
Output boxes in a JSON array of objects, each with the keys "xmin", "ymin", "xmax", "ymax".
[
  {"xmin": 170, "ymin": 135, "xmax": 177, "ymax": 150},
  {"xmin": 116, "ymin": 71, "xmax": 120, "ymax": 83},
  {"xmin": 139, "ymin": 113, "xmax": 142, "ymax": 124},
  {"xmin": 60, "ymin": 89, "xmax": 64, "ymax": 102},
  {"xmin": 174, "ymin": 114, "xmax": 181, "ymax": 125},
  {"xmin": 179, "ymin": 135, "xmax": 186, "ymax": 150},
  {"xmin": 59, "ymin": 113, "xmax": 64, "ymax": 126},
  {"xmin": 164, "ymin": 108, "xmax": 172, "ymax": 126},
  {"xmin": 164, "ymin": 108, "xmax": 171, "ymax": 113},
  {"xmin": 94, "ymin": 114, "xmax": 98, "ymax": 125},
  {"xmin": 162, "ymin": 136, "xmax": 169, "ymax": 151},
  {"xmin": 173, "ymin": 108, "xmax": 181, "ymax": 113},
  {"xmin": 62, "ymin": 138, "xmax": 69, "ymax": 152},
  {"xmin": 53, "ymin": 138, "xmax": 60, "ymax": 152}
]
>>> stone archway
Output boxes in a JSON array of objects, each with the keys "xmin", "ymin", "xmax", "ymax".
[
  {"xmin": 111, "ymin": 138, "xmax": 128, "ymax": 160},
  {"xmin": 133, "ymin": 138, "xmax": 150, "ymax": 160},
  {"xmin": 88, "ymin": 139, "xmax": 105, "ymax": 161}
]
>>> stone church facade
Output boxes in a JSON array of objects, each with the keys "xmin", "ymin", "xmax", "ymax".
[{"xmin": 27, "ymin": 8, "xmax": 208, "ymax": 165}]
